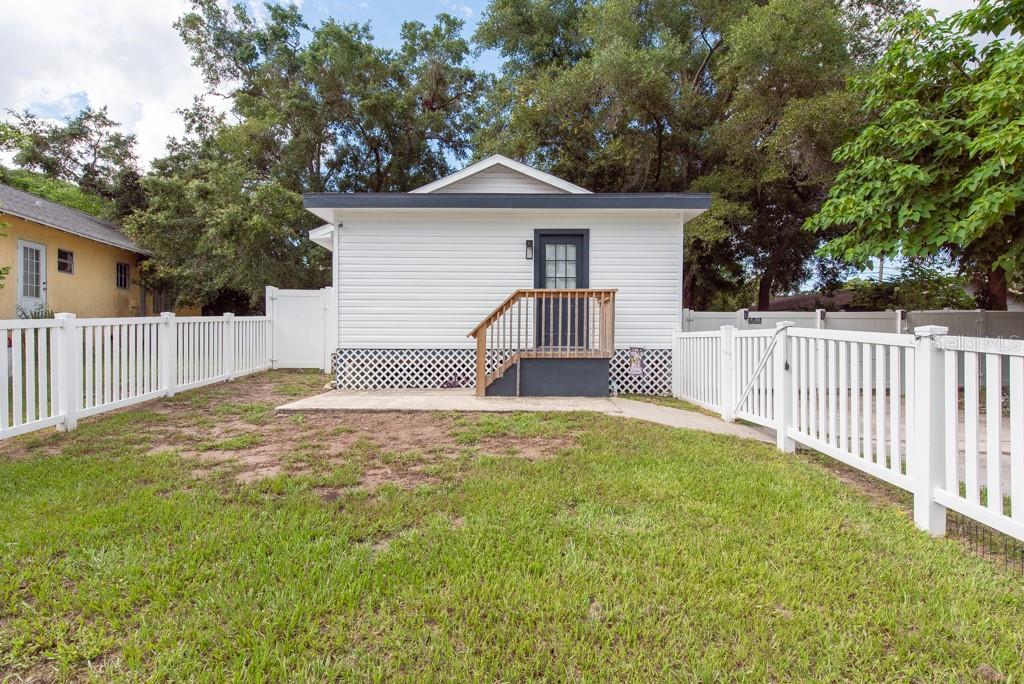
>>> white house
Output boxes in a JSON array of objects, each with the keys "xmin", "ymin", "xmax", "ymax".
[{"xmin": 303, "ymin": 155, "xmax": 710, "ymax": 396}]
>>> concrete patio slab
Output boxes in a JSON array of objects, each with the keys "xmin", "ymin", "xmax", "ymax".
[{"xmin": 276, "ymin": 390, "xmax": 774, "ymax": 444}]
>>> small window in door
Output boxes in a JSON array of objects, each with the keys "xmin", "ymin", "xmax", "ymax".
[
  {"xmin": 544, "ymin": 242, "xmax": 577, "ymax": 289},
  {"xmin": 116, "ymin": 262, "xmax": 130, "ymax": 289},
  {"xmin": 21, "ymin": 246, "xmax": 41, "ymax": 298},
  {"xmin": 57, "ymin": 249, "xmax": 75, "ymax": 274}
]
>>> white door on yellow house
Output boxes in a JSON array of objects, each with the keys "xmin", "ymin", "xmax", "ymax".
[{"xmin": 16, "ymin": 239, "xmax": 46, "ymax": 314}]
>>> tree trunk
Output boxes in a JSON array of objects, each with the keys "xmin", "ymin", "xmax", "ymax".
[
  {"xmin": 683, "ymin": 270, "xmax": 696, "ymax": 309},
  {"xmin": 986, "ymin": 266, "xmax": 1008, "ymax": 310},
  {"xmin": 756, "ymin": 271, "xmax": 774, "ymax": 311}
]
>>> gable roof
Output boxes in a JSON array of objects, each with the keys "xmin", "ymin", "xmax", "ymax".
[
  {"xmin": 0, "ymin": 182, "xmax": 146, "ymax": 255},
  {"xmin": 409, "ymin": 154, "xmax": 591, "ymax": 195}
]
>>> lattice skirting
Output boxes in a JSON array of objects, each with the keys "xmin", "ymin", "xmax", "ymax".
[
  {"xmin": 332, "ymin": 348, "xmax": 514, "ymax": 390},
  {"xmin": 332, "ymin": 347, "xmax": 673, "ymax": 395},
  {"xmin": 334, "ymin": 349, "xmax": 473, "ymax": 390},
  {"xmin": 609, "ymin": 348, "xmax": 673, "ymax": 396}
]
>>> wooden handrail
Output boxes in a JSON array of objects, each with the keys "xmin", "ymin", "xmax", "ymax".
[
  {"xmin": 469, "ymin": 288, "xmax": 617, "ymax": 396},
  {"xmin": 468, "ymin": 288, "xmax": 618, "ymax": 337}
]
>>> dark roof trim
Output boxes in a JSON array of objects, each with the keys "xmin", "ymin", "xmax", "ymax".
[{"xmin": 303, "ymin": 192, "xmax": 711, "ymax": 211}]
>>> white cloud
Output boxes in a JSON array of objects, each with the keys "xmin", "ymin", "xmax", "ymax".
[
  {"xmin": 444, "ymin": 1, "xmax": 474, "ymax": 18},
  {"xmin": 0, "ymin": 0, "xmax": 209, "ymax": 168}
]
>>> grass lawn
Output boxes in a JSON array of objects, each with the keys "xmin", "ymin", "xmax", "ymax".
[{"xmin": 2, "ymin": 371, "xmax": 1023, "ymax": 681}]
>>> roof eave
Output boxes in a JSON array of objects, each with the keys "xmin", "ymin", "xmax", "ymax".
[
  {"xmin": 302, "ymin": 192, "xmax": 712, "ymax": 211},
  {"xmin": 0, "ymin": 208, "xmax": 149, "ymax": 256}
]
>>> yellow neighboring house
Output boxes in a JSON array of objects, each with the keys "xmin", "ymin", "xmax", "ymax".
[{"xmin": 0, "ymin": 182, "xmax": 195, "ymax": 319}]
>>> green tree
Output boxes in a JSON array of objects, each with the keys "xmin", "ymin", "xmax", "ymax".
[
  {"xmin": 0, "ymin": 107, "xmax": 143, "ymax": 218},
  {"xmin": 0, "ymin": 167, "xmax": 114, "ymax": 219},
  {"xmin": 175, "ymin": 1, "xmax": 484, "ymax": 193},
  {"xmin": 695, "ymin": 0, "xmax": 867, "ymax": 309},
  {"xmin": 845, "ymin": 262, "xmax": 977, "ymax": 310},
  {"xmin": 125, "ymin": 105, "xmax": 329, "ymax": 307},
  {"xmin": 474, "ymin": 0, "xmax": 910, "ymax": 309},
  {"xmin": 806, "ymin": 0, "xmax": 1024, "ymax": 310},
  {"xmin": 128, "ymin": 1, "xmax": 484, "ymax": 309}
]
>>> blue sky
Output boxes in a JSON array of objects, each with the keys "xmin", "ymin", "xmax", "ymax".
[{"xmin": 297, "ymin": 0, "xmax": 500, "ymax": 71}]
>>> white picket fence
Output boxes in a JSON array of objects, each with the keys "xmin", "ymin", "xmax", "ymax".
[
  {"xmin": 674, "ymin": 324, "xmax": 1024, "ymax": 543},
  {"xmin": 2, "ymin": 313, "xmax": 271, "ymax": 439}
]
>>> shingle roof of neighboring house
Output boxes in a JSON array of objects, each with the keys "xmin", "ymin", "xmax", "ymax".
[{"xmin": 0, "ymin": 182, "xmax": 147, "ymax": 255}]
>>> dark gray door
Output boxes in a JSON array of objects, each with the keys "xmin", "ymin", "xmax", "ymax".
[
  {"xmin": 535, "ymin": 232, "xmax": 589, "ymax": 349},
  {"xmin": 535, "ymin": 233, "xmax": 587, "ymax": 290}
]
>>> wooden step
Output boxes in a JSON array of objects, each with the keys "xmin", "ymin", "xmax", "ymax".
[{"xmin": 485, "ymin": 353, "xmax": 520, "ymax": 386}]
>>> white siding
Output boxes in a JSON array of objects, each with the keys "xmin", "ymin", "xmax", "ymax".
[
  {"xmin": 336, "ymin": 211, "xmax": 683, "ymax": 349},
  {"xmin": 433, "ymin": 166, "xmax": 569, "ymax": 193},
  {"xmin": 590, "ymin": 222, "xmax": 682, "ymax": 348}
]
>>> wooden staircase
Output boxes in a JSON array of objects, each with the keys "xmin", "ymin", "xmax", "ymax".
[{"xmin": 468, "ymin": 288, "xmax": 616, "ymax": 396}]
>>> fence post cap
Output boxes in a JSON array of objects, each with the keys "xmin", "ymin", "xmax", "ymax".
[
  {"xmin": 53, "ymin": 312, "xmax": 76, "ymax": 319},
  {"xmin": 159, "ymin": 311, "xmax": 176, "ymax": 318},
  {"xmin": 913, "ymin": 325, "xmax": 948, "ymax": 337},
  {"xmin": 223, "ymin": 312, "xmax": 235, "ymax": 319}
]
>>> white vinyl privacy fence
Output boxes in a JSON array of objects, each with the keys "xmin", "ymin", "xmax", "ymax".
[
  {"xmin": 683, "ymin": 307, "xmax": 1024, "ymax": 337},
  {"xmin": 265, "ymin": 286, "xmax": 335, "ymax": 371},
  {"xmin": 2, "ymin": 313, "xmax": 271, "ymax": 440},
  {"xmin": 674, "ymin": 324, "xmax": 1024, "ymax": 543}
]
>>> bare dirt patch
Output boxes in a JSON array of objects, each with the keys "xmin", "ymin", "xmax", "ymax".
[
  {"xmin": 209, "ymin": 411, "xmax": 568, "ymax": 487},
  {"xmin": 0, "ymin": 661, "xmax": 56, "ymax": 684},
  {"xmin": 359, "ymin": 465, "xmax": 440, "ymax": 492},
  {"xmin": 974, "ymin": 664, "xmax": 1007, "ymax": 683},
  {"xmin": 315, "ymin": 486, "xmax": 345, "ymax": 503},
  {"xmin": 800, "ymin": 448, "xmax": 913, "ymax": 516},
  {"xmin": 6, "ymin": 371, "xmax": 578, "ymax": 491}
]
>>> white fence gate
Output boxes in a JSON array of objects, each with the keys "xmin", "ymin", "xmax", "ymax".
[
  {"xmin": 674, "ymin": 324, "xmax": 1024, "ymax": 544},
  {"xmin": 265, "ymin": 286, "xmax": 335, "ymax": 372}
]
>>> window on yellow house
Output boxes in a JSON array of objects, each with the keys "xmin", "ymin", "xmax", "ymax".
[
  {"xmin": 116, "ymin": 262, "xmax": 130, "ymax": 289},
  {"xmin": 57, "ymin": 249, "xmax": 74, "ymax": 274}
]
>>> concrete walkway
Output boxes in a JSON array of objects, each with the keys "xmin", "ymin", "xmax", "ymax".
[
  {"xmin": 612, "ymin": 398, "xmax": 772, "ymax": 443},
  {"xmin": 277, "ymin": 389, "xmax": 773, "ymax": 444}
]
